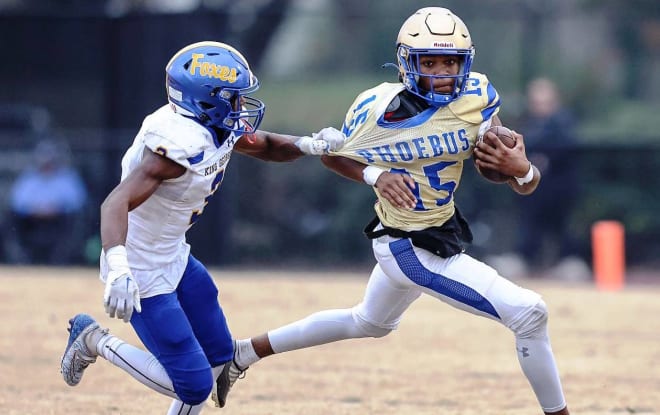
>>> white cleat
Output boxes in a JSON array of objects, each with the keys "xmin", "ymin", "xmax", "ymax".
[{"xmin": 60, "ymin": 313, "xmax": 105, "ymax": 386}]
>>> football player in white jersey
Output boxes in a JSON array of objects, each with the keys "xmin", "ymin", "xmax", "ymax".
[
  {"xmin": 225, "ymin": 8, "xmax": 570, "ymax": 415},
  {"xmin": 60, "ymin": 41, "xmax": 345, "ymax": 414}
]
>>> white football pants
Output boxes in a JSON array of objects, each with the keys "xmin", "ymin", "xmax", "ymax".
[{"xmin": 268, "ymin": 234, "xmax": 566, "ymax": 412}]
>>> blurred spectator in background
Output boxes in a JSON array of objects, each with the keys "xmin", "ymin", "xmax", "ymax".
[
  {"xmin": 515, "ymin": 77, "xmax": 581, "ymax": 273},
  {"xmin": 3, "ymin": 139, "xmax": 88, "ymax": 265}
]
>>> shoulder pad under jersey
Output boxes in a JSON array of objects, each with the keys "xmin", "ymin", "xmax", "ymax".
[
  {"xmin": 449, "ymin": 72, "xmax": 501, "ymax": 124},
  {"xmin": 140, "ymin": 106, "xmax": 211, "ymax": 170},
  {"xmin": 341, "ymin": 82, "xmax": 404, "ymax": 140}
]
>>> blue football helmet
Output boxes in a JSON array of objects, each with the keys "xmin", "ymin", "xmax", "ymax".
[
  {"xmin": 396, "ymin": 8, "xmax": 475, "ymax": 107},
  {"xmin": 165, "ymin": 41, "xmax": 265, "ymax": 134}
]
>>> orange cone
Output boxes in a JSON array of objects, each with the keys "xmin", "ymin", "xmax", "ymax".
[{"xmin": 591, "ymin": 221, "xmax": 625, "ymax": 291}]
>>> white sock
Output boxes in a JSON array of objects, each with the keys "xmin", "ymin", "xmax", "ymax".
[
  {"xmin": 166, "ymin": 400, "xmax": 203, "ymax": 415},
  {"xmin": 234, "ymin": 338, "xmax": 260, "ymax": 369},
  {"xmin": 96, "ymin": 333, "xmax": 178, "ymax": 399},
  {"xmin": 267, "ymin": 309, "xmax": 365, "ymax": 353},
  {"xmin": 515, "ymin": 334, "xmax": 566, "ymax": 412},
  {"xmin": 236, "ymin": 309, "xmax": 365, "ymax": 367}
]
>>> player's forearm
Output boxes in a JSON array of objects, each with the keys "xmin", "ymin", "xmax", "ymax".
[
  {"xmin": 240, "ymin": 130, "xmax": 305, "ymax": 162},
  {"xmin": 320, "ymin": 155, "xmax": 366, "ymax": 183}
]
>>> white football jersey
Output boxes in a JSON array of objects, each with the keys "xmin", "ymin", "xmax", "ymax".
[
  {"xmin": 100, "ymin": 104, "xmax": 239, "ymax": 297},
  {"xmin": 332, "ymin": 72, "xmax": 500, "ymax": 231}
]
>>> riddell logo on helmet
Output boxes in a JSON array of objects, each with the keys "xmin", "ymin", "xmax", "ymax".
[
  {"xmin": 189, "ymin": 53, "xmax": 238, "ymax": 83},
  {"xmin": 433, "ymin": 42, "xmax": 455, "ymax": 48}
]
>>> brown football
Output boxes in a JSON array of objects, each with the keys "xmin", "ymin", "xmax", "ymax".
[{"xmin": 474, "ymin": 126, "xmax": 516, "ymax": 184}]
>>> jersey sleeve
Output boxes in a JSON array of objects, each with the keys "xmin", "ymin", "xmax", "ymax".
[
  {"xmin": 333, "ymin": 83, "xmax": 404, "ymax": 161},
  {"xmin": 448, "ymin": 72, "xmax": 501, "ymax": 124},
  {"xmin": 340, "ymin": 87, "xmax": 381, "ymax": 142},
  {"xmin": 140, "ymin": 112, "xmax": 209, "ymax": 170}
]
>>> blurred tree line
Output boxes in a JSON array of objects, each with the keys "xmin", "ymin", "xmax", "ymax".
[{"xmin": 0, "ymin": 0, "xmax": 658, "ymax": 272}]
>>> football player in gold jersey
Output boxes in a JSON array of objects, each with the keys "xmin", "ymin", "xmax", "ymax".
[{"xmin": 223, "ymin": 8, "xmax": 569, "ymax": 415}]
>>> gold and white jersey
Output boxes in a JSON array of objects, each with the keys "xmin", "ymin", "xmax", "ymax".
[
  {"xmin": 332, "ymin": 72, "xmax": 500, "ymax": 231},
  {"xmin": 100, "ymin": 104, "xmax": 238, "ymax": 297}
]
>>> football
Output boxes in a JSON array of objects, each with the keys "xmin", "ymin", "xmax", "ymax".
[{"xmin": 474, "ymin": 125, "xmax": 516, "ymax": 183}]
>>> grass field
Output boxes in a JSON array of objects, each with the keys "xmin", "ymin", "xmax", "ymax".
[{"xmin": 0, "ymin": 266, "xmax": 658, "ymax": 414}]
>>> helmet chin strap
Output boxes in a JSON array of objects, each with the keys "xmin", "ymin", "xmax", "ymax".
[
  {"xmin": 169, "ymin": 102, "xmax": 217, "ymax": 129},
  {"xmin": 169, "ymin": 102, "xmax": 196, "ymax": 117}
]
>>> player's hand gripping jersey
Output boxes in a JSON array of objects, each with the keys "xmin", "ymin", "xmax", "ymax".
[
  {"xmin": 333, "ymin": 72, "xmax": 500, "ymax": 231},
  {"xmin": 100, "ymin": 105, "xmax": 237, "ymax": 296}
]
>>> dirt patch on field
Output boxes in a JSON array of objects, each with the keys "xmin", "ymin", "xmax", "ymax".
[{"xmin": 0, "ymin": 266, "xmax": 658, "ymax": 414}]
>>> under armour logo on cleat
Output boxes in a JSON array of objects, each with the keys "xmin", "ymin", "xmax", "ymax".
[{"xmin": 517, "ymin": 347, "xmax": 530, "ymax": 358}]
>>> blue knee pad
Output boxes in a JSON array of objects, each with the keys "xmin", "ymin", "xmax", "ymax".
[
  {"xmin": 164, "ymin": 351, "xmax": 214, "ymax": 405},
  {"xmin": 132, "ymin": 292, "xmax": 214, "ymax": 405}
]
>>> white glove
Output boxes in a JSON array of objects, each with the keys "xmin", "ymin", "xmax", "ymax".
[
  {"xmin": 295, "ymin": 136, "xmax": 329, "ymax": 155},
  {"xmin": 312, "ymin": 127, "xmax": 346, "ymax": 151},
  {"xmin": 295, "ymin": 127, "xmax": 347, "ymax": 155},
  {"xmin": 103, "ymin": 245, "xmax": 141, "ymax": 323}
]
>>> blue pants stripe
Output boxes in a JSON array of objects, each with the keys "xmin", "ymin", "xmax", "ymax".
[{"xmin": 389, "ymin": 239, "xmax": 500, "ymax": 319}]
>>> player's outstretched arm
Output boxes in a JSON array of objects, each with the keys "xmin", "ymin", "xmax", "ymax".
[
  {"xmin": 234, "ymin": 130, "xmax": 306, "ymax": 161},
  {"xmin": 235, "ymin": 127, "xmax": 346, "ymax": 162},
  {"xmin": 320, "ymin": 155, "xmax": 416, "ymax": 209}
]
